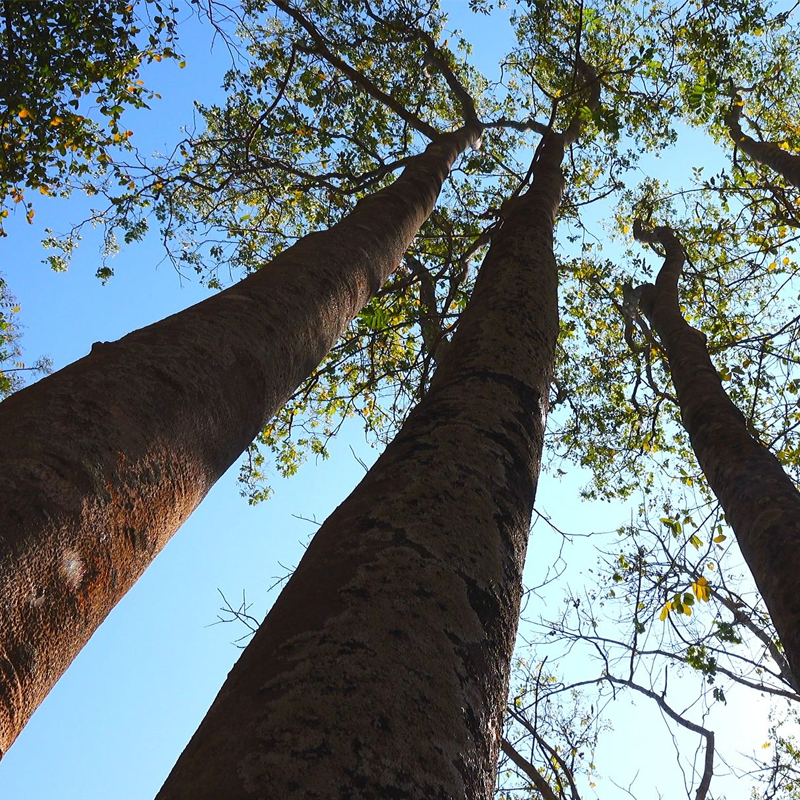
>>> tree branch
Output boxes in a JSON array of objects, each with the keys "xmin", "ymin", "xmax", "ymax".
[
  {"xmin": 605, "ymin": 675, "xmax": 715, "ymax": 800},
  {"xmin": 712, "ymin": 588, "xmax": 797, "ymax": 691},
  {"xmin": 273, "ymin": 0, "xmax": 440, "ymax": 141},
  {"xmin": 405, "ymin": 252, "xmax": 449, "ymax": 362},
  {"xmin": 563, "ymin": 55, "xmax": 601, "ymax": 146},
  {"xmin": 724, "ymin": 95, "xmax": 800, "ymax": 188},
  {"xmin": 501, "ymin": 737, "xmax": 562, "ymax": 800}
]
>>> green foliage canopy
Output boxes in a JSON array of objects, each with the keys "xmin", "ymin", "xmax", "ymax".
[{"xmin": 0, "ymin": 0, "xmax": 181, "ymax": 235}]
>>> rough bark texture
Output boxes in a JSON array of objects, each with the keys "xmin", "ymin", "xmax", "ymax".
[
  {"xmin": 636, "ymin": 222, "xmax": 800, "ymax": 686},
  {"xmin": 154, "ymin": 132, "xmax": 566, "ymax": 800},
  {"xmin": 0, "ymin": 123, "xmax": 481, "ymax": 756},
  {"xmin": 725, "ymin": 104, "xmax": 800, "ymax": 188}
]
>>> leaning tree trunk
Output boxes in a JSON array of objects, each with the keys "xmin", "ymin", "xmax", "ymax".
[
  {"xmin": 725, "ymin": 102, "xmax": 800, "ymax": 188},
  {"xmin": 0, "ymin": 122, "xmax": 481, "ymax": 756},
  {"xmin": 154, "ymin": 121, "xmax": 573, "ymax": 799},
  {"xmin": 634, "ymin": 220, "xmax": 800, "ymax": 687}
]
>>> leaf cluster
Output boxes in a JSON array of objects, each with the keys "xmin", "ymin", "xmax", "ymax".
[{"xmin": 0, "ymin": 0, "xmax": 181, "ymax": 233}]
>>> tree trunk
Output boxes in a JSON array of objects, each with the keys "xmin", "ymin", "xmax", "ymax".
[
  {"xmin": 0, "ymin": 122, "xmax": 481, "ymax": 756},
  {"xmin": 725, "ymin": 103, "xmax": 800, "ymax": 188},
  {"xmin": 154, "ymin": 131, "xmax": 568, "ymax": 799},
  {"xmin": 635, "ymin": 221, "xmax": 800, "ymax": 687}
]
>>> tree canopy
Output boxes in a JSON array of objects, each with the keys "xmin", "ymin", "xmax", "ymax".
[
  {"xmin": 0, "ymin": 0, "xmax": 185, "ymax": 391},
  {"xmin": 0, "ymin": 0, "xmax": 184, "ymax": 234}
]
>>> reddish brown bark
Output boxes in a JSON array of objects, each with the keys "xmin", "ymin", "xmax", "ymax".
[
  {"xmin": 0, "ymin": 123, "xmax": 481, "ymax": 756},
  {"xmin": 635, "ymin": 221, "xmax": 800, "ymax": 686},
  {"xmin": 725, "ymin": 103, "xmax": 800, "ymax": 188},
  {"xmin": 153, "ymin": 111, "xmax": 584, "ymax": 797}
]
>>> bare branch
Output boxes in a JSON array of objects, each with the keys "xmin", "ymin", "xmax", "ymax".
[{"xmin": 605, "ymin": 676, "xmax": 715, "ymax": 800}]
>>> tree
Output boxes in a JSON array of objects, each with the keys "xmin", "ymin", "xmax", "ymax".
[
  {"xmin": 0, "ymin": 2, "xmax": 490, "ymax": 754},
  {"xmin": 497, "ymin": 488, "xmax": 800, "ymax": 800},
  {"xmin": 154, "ymin": 50, "xmax": 599, "ymax": 800},
  {"xmin": 631, "ymin": 219, "xmax": 800, "ymax": 681},
  {"xmin": 0, "ymin": 126, "xmax": 479, "ymax": 756}
]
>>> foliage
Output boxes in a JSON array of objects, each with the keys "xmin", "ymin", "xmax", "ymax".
[
  {"xmin": 0, "ymin": 275, "xmax": 51, "ymax": 398},
  {"xmin": 496, "ymin": 480, "xmax": 799, "ymax": 800},
  {"xmin": 0, "ymin": 0, "xmax": 182, "ymax": 235}
]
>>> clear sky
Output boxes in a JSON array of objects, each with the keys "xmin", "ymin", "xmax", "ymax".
[{"xmin": 0, "ymin": 3, "xmax": 783, "ymax": 798}]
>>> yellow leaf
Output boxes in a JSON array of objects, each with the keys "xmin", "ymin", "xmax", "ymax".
[
  {"xmin": 18, "ymin": 108, "xmax": 29, "ymax": 119},
  {"xmin": 50, "ymin": 116, "xmax": 63, "ymax": 126},
  {"xmin": 713, "ymin": 534, "xmax": 726, "ymax": 543},
  {"xmin": 659, "ymin": 604, "xmax": 670, "ymax": 621},
  {"xmin": 11, "ymin": 305, "xmax": 20, "ymax": 313},
  {"xmin": 783, "ymin": 257, "xmax": 790, "ymax": 265},
  {"xmin": 692, "ymin": 576, "xmax": 710, "ymax": 602},
  {"xmin": 768, "ymin": 262, "xmax": 777, "ymax": 271}
]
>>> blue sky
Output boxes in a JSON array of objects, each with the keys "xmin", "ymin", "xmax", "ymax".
[{"xmin": 0, "ymin": 3, "xmax": 783, "ymax": 797}]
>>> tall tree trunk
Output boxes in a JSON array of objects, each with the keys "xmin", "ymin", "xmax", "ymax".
[
  {"xmin": 634, "ymin": 220, "xmax": 800, "ymax": 687},
  {"xmin": 0, "ymin": 122, "xmax": 481, "ymax": 756},
  {"xmin": 154, "ymin": 127, "xmax": 569, "ymax": 800},
  {"xmin": 725, "ymin": 101, "xmax": 800, "ymax": 188}
]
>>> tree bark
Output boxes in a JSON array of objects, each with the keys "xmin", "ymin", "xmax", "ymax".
[
  {"xmin": 154, "ymin": 129, "xmax": 568, "ymax": 800},
  {"xmin": 0, "ymin": 122, "xmax": 481, "ymax": 756},
  {"xmin": 725, "ymin": 103, "xmax": 800, "ymax": 188},
  {"xmin": 634, "ymin": 221, "xmax": 800, "ymax": 687}
]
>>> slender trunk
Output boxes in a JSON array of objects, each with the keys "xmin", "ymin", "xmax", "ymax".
[
  {"xmin": 154, "ymin": 131, "xmax": 567, "ymax": 799},
  {"xmin": 0, "ymin": 123, "xmax": 481, "ymax": 756},
  {"xmin": 725, "ymin": 103, "xmax": 800, "ymax": 188},
  {"xmin": 635, "ymin": 221, "xmax": 800, "ymax": 686}
]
